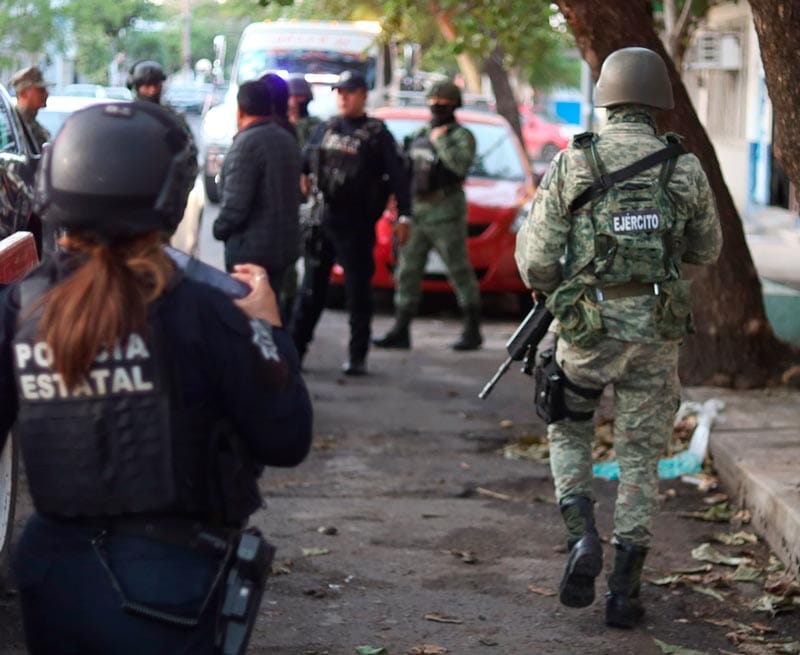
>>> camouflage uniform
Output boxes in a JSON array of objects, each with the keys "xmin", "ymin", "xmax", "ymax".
[
  {"xmin": 295, "ymin": 115, "xmax": 321, "ymax": 149},
  {"xmin": 395, "ymin": 122, "xmax": 478, "ymax": 314},
  {"xmin": 515, "ymin": 105, "xmax": 722, "ymax": 546},
  {"xmin": 15, "ymin": 107, "xmax": 50, "ymax": 151}
]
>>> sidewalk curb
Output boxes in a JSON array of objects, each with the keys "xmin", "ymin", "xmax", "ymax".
[{"xmin": 709, "ymin": 427, "xmax": 800, "ymax": 578}]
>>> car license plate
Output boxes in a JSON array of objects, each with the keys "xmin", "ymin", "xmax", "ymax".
[{"xmin": 425, "ymin": 251, "xmax": 447, "ymax": 274}]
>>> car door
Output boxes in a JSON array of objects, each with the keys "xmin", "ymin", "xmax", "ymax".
[{"xmin": 0, "ymin": 84, "xmax": 39, "ymax": 242}]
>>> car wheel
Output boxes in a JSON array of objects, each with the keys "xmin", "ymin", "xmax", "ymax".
[
  {"xmin": 0, "ymin": 434, "xmax": 18, "ymax": 587},
  {"xmin": 204, "ymin": 173, "xmax": 220, "ymax": 204},
  {"xmin": 540, "ymin": 142, "xmax": 560, "ymax": 163}
]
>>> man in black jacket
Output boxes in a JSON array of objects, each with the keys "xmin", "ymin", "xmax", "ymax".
[
  {"xmin": 213, "ymin": 80, "xmax": 302, "ymax": 295},
  {"xmin": 289, "ymin": 70, "xmax": 412, "ymax": 376}
]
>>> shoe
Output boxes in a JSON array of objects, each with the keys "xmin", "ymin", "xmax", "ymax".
[{"xmin": 342, "ymin": 359, "xmax": 367, "ymax": 376}]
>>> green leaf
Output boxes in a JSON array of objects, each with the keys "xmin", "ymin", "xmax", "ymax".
[
  {"xmin": 355, "ymin": 647, "xmax": 388, "ymax": 655},
  {"xmin": 731, "ymin": 565, "xmax": 762, "ymax": 583},
  {"xmin": 301, "ymin": 547, "xmax": 331, "ymax": 557},
  {"xmin": 691, "ymin": 542, "xmax": 751, "ymax": 566},
  {"xmin": 653, "ymin": 638, "xmax": 711, "ymax": 655},
  {"xmin": 689, "ymin": 584, "xmax": 726, "ymax": 601}
]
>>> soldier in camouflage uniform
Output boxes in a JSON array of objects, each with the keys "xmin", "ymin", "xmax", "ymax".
[
  {"xmin": 514, "ymin": 48, "xmax": 722, "ymax": 628},
  {"xmin": 373, "ymin": 79, "xmax": 482, "ymax": 351},
  {"xmin": 10, "ymin": 66, "xmax": 51, "ymax": 152}
]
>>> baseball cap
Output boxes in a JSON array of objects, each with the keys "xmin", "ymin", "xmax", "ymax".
[
  {"xmin": 332, "ymin": 70, "xmax": 367, "ymax": 92},
  {"xmin": 10, "ymin": 66, "xmax": 51, "ymax": 91}
]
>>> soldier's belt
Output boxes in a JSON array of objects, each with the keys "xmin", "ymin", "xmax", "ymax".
[{"xmin": 594, "ymin": 282, "xmax": 660, "ymax": 301}]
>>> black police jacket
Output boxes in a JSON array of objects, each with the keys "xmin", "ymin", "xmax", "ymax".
[{"xmin": 0, "ymin": 255, "xmax": 313, "ymax": 523}]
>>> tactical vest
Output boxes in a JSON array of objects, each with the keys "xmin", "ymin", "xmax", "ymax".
[
  {"xmin": 574, "ymin": 132, "xmax": 685, "ymax": 285},
  {"xmin": 13, "ymin": 272, "xmax": 261, "ymax": 524},
  {"xmin": 318, "ymin": 117, "xmax": 389, "ymax": 217},
  {"xmin": 407, "ymin": 126, "xmax": 464, "ymax": 196}
]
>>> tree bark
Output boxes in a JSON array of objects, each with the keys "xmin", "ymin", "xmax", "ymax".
[
  {"xmin": 555, "ymin": 0, "xmax": 797, "ymax": 387},
  {"xmin": 484, "ymin": 46, "xmax": 523, "ymax": 145},
  {"xmin": 749, "ymin": 0, "xmax": 800, "ymax": 188}
]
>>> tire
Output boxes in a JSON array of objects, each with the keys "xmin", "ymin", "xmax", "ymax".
[
  {"xmin": 0, "ymin": 434, "xmax": 18, "ymax": 581},
  {"xmin": 204, "ymin": 173, "xmax": 220, "ymax": 204}
]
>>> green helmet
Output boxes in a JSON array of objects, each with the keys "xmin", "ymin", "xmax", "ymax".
[
  {"xmin": 426, "ymin": 80, "xmax": 462, "ymax": 108},
  {"xmin": 594, "ymin": 47, "xmax": 674, "ymax": 110}
]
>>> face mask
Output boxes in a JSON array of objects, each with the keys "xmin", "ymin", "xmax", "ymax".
[{"xmin": 429, "ymin": 103, "xmax": 455, "ymax": 126}]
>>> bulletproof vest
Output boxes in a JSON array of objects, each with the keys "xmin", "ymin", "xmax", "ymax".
[
  {"xmin": 576, "ymin": 134, "xmax": 684, "ymax": 284},
  {"xmin": 13, "ymin": 272, "xmax": 261, "ymax": 524},
  {"xmin": 407, "ymin": 125, "xmax": 464, "ymax": 196},
  {"xmin": 318, "ymin": 117, "xmax": 384, "ymax": 207}
]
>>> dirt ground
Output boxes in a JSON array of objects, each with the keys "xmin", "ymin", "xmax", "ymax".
[{"xmin": 1, "ymin": 304, "xmax": 799, "ymax": 654}]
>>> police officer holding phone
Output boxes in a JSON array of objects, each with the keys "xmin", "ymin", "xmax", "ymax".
[{"xmin": 0, "ymin": 102, "xmax": 313, "ymax": 654}]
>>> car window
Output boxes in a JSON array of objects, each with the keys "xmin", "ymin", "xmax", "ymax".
[
  {"xmin": 36, "ymin": 108, "xmax": 71, "ymax": 139},
  {"xmin": 383, "ymin": 117, "xmax": 527, "ymax": 182},
  {"xmin": 0, "ymin": 101, "xmax": 17, "ymax": 152}
]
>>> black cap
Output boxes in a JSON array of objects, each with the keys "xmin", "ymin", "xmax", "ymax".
[{"xmin": 332, "ymin": 70, "xmax": 367, "ymax": 91}]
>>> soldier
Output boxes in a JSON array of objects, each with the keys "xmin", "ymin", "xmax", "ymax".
[
  {"xmin": 9, "ymin": 66, "xmax": 51, "ymax": 151},
  {"xmin": 289, "ymin": 69, "xmax": 412, "ymax": 376},
  {"xmin": 126, "ymin": 59, "xmax": 167, "ymax": 104},
  {"xmin": 373, "ymin": 79, "xmax": 481, "ymax": 351},
  {"xmin": 514, "ymin": 47, "xmax": 722, "ymax": 628},
  {"xmin": 287, "ymin": 75, "xmax": 321, "ymax": 148}
]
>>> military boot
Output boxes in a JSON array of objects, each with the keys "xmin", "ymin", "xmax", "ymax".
[
  {"xmin": 451, "ymin": 306, "xmax": 483, "ymax": 351},
  {"xmin": 559, "ymin": 496, "xmax": 604, "ymax": 608},
  {"xmin": 605, "ymin": 541, "xmax": 648, "ymax": 628},
  {"xmin": 372, "ymin": 310, "xmax": 412, "ymax": 349}
]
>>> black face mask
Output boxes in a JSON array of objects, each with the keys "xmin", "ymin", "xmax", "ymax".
[{"xmin": 429, "ymin": 103, "xmax": 456, "ymax": 126}]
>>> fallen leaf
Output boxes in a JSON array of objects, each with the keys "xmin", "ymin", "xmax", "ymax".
[
  {"xmin": 672, "ymin": 564, "xmax": 714, "ymax": 574},
  {"xmin": 764, "ymin": 574, "xmax": 800, "ymax": 596},
  {"xmin": 731, "ymin": 565, "xmax": 762, "ymax": 583},
  {"xmin": 271, "ymin": 559, "xmax": 294, "ymax": 575},
  {"xmin": 713, "ymin": 531, "xmax": 758, "ymax": 546},
  {"xmin": 527, "ymin": 584, "xmax": 557, "ymax": 596},
  {"xmin": 355, "ymin": 647, "xmax": 387, "ymax": 655},
  {"xmin": 478, "ymin": 638, "xmax": 499, "ymax": 646},
  {"xmin": 677, "ymin": 503, "xmax": 736, "ymax": 523},
  {"xmin": 408, "ymin": 645, "xmax": 448, "ymax": 654},
  {"xmin": 301, "ymin": 547, "xmax": 331, "ymax": 557},
  {"xmin": 424, "ymin": 612, "xmax": 463, "ymax": 624},
  {"xmin": 499, "ymin": 419, "xmax": 514, "ymax": 429},
  {"xmin": 317, "ymin": 526, "xmax": 338, "ymax": 536},
  {"xmin": 703, "ymin": 493, "xmax": 729, "ymax": 505},
  {"xmin": 476, "ymin": 487, "xmax": 515, "ymax": 502},
  {"xmin": 691, "ymin": 543, "xmax": 751, "ymax": 566},
  {"xmin": 650, "ymin": 575, "xmax": 682, "ymax": 586},
  {"xmin": 447, "ymin": 549, "xmax": 478, "ymax": 564},
  {"xmin": 653, "ymin": 637, "xmax": 711, "ymax": 654},
  {"xmin": 751, "ymin": 593, "xmax": 799, "ymax": 616},
  {"xmin": 690, "ymin": 585, "xmax": 727, "ymax": 601}
]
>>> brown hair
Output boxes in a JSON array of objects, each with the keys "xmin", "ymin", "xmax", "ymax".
[{"xmin": 37, "ymin": 231, "xmax": 174, "ymax": 388}]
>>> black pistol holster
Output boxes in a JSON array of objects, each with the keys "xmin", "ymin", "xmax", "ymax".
[
  {"xmin": 534, "ymin": 348, "xmax": 602, "ymax": 424},
  {"xmin": 215, "ymin": 527, "xmax": 276, "ymax": 655}
]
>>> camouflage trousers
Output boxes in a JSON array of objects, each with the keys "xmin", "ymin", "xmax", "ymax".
[
  {"xmin": 548, "ymin": 336, "xmax": 680, "ymax": 547},
  {"xmin": 394, "ymin": 217, "xmax": 480, "ymax": 313}
]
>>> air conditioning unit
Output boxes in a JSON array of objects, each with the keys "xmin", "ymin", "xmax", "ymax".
[{"xmin": 688, "ymin": 32, "xmax": 742, "ymax": 70}]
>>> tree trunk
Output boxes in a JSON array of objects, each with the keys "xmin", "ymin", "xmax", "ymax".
[
  {"xmin": 749, "ymin": 0, "xmax": 800, "ymax": 188},
  {"xmin": 430, "ymin": 1, "xmax": 483, "ymax": 93},
  {"xmin": 484, "ymin": 46, "xmax": 523, "ymax": 145},
  {"xmin": 555, "ymin": 0, "xmax": 797, "ymax": 387}
]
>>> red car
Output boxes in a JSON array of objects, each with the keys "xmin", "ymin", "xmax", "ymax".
[
  {"xmin": 330, "ymin": 106, "xmax": 535, "ymax": 297},
  {"xmin": 519, "ymin": 106, "xmax": 578, "ymax": 163}
]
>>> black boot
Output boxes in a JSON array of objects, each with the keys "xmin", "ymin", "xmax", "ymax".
[
  {"xmin": 559, "ymin": 496, "xmax": 604, "ymax": 608},
  {"xmin": 451, "ymin": 306, "xmax": 482, "ymax": 351},
  {"xmin": 372, "ymin": 310, "xmax": 412, "ymax": 349},
  {"xmin": 605, "ymin": 541, "xmax": 648, "ymax": 628}
]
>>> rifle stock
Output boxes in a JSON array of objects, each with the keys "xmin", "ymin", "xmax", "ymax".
[{"xmin": 478, "ymin": 301, "xmax": 554, "ymax": 399}]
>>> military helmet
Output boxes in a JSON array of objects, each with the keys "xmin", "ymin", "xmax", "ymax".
[
  {"xmin": 426, "ymin": 80, "xmax": 462, "ymax": 108},
  {"xmin": 126, "ymin": 60, "xmax": 167, "ymax": 91},
  {"xmin": 34, "ymin": 102, "xmax": 197, "ymax": 240},
  {"xmin": 287, "ymin": 75, "xmax": 313, "ymax": 99},
  {"xmin": 594, "ymin": 47, "xmax": 674, "ymax": 109}
]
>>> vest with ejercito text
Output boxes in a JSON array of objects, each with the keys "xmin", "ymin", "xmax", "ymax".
[
  {"xmin": 12, "ymin": 274, "xmax": 261, "ymax": 524},
  {"xmin": 566, "ymin": 133, "xmax": 687, "ymax": 285}
]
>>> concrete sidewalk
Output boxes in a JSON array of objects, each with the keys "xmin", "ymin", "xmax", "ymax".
[{"xmin": 702, "ymin": 207, "xmax": 800, "ymax": 578}]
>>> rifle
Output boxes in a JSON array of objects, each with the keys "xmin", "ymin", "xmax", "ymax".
[
  {"xmin": 299, "ymin": 145, "xmax": 325, "ymax": 266},
  {"xmin": 478, "ymin": 300, "xmax": 554, "ymax": 399}
]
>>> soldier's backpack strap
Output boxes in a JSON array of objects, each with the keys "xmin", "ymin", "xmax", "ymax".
[
  {"xmin": 571, "ymin": 131, "xmax": 608, "ymax": 188},
  {"xmin": 568, "ymin": 138, "xmax": 687, "ymax": 213},
  {"xmin": 658, "ymin": 132, "xmax": 683, "ymax": 189}
]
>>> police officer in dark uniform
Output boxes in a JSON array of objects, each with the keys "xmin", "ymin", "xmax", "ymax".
[
  {"xmin": 289, "ymin": 69, "xmax": 412, "ymax": 375},
  {"xmin": 0, "ymin": 102, "xmax": 313, "ymax": 654}
]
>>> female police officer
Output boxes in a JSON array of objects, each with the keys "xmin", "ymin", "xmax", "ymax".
[{"xmin": 0, "ymin": 101, "xmax": 313, "ymax": 654}]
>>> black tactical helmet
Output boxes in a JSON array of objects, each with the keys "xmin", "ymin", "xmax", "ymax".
[
  {"xmin": 126, "ymin": 60, "xmax": 167, "ymax": 91},
  {"xmin": 426, "ymin": 80, "xmax": 462, "ymax": 108},
  {"xmin": 287, "ymin": 75, "xmax": 313, "ymax": 99},
  {"xmin": 34, "ymin": 102, "xmax": 197, "ymax": 240},
  {"xmin": 594, "ymin": 47, "xmax": 674, "ymax": 110}
]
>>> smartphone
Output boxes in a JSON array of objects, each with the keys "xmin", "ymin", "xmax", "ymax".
[{"xmin": 165, "ymin": 246, "xmax": 250, "ymax": 299}]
